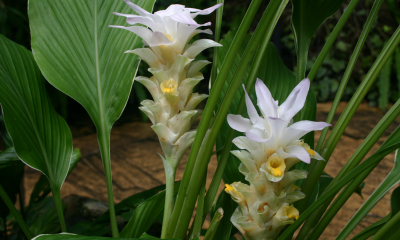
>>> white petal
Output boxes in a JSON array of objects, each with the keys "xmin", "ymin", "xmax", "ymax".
[
  {"xmin": 185, "ymin": 93, "xmax": 208, "ymax": 110},
  {"xmin": 195, "ymin": 29, "xmax": 213, "ymax": 35},
  {"xmin": 113, "ymin": 12, "xmax": 139, "ymax": 18},
  {"xmin": 227, "ymin": 114, "xmax": 253, "ymax": 133},
  {"xmin": 279, "ymin": 78, "xmax": 310, "ymax": 121},
  {"xmin": 150, "ymin": 31, "xmax": 172, "ymax": 46},
  {"xmin": 167, "ymin": 55, "xmax": 193, "ymax": 84},
  {"xmin": 109, "ymin": 25, "xmax": 152, "ymax": 45},
  {"xmin": 126, "ymin": 48, "xmax": 162, "ymax": 69},
  {"xmin": 246, "ymin": 128, "xmax": 269, "ymax": 142},
  {"xmin": 163, "ymin": 17, "xmax": 178, "ymax": 39},
  {"xmin": 139, "ymin": 105, "xmax": 155, "ymax": 124},
  {"xmin": 123, "ymin": 0, "xmax": 150, "ymax": 16},
  {"xmin": 232, "ymin": 136, "xmax": 259, "ymax": 150},
  {"xmin": 155, "ymin": 4, "xmax": 185, "ymax": 17},
  {"xmin": 178, "ymin": 75, "xmax": 203, "ymax": 102},
  {"xmin": 312, "ymin": 150, "xmax": 324, "ymax": 160},
  {"xmin": 148, "ymin": 68, "xmax": 169, "ymax": 84},
  {"xmin": 173, "ymin": 130, "xmax": 197, "ymax": 163},
  {"xmin": 195, "ymin": 3, "xmax": 223, "ymax": 15},
  {"xmin": 281, "ymin": 121, "xmax": 331, "ymax": 146},
  {"xmin": 231, "ymin": 150, "xmax": 258, "ymax": 174},
  {"xmin": 183, "ymin": 39, "xmax": 222, "ymax": 59},
  {"xmin": 266, "ymin": 117, "xmax": 289, "ymax": 141},
  {"xmin": 243, "ymin": 85, "xmax": 260, "ymax": 126},
  {"xmin": 168, "ymin": 110, "xmax": 197, "ymax": 134},
  {"xmin": 134, "ymin": 76, "xmax": 160, "ymax": 101},
  {"xmin": 170, "ymin": 10, "xmax": 199, "ymax": 26},
  {"xmin": 126, "ymin": 16, "xmax": 166, "ymax": 33},
  {"xmin": 187, "ymin": 60, "xmax": 211, "ymax": 78},
  {"xmin": 255, "ymin": 79, "xmax": 277, "ymax": 118},
  {"xmin": 284, "ymin": 145, "xmax": 311, "ymax": 164},
  {"xmin": 152, "ymin": 123, "xmax": 177, "ymax": 144}
]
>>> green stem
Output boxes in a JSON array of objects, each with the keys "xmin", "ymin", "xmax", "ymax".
[
  {"xmin": 161, "ymin": 159, "xmax": 176, "ymax": 239},
  {"xmin": 371, "ymin": 210, "xmax": 400, "ymax": 240},
  {"xmin": 210, "ymin": 0, "xmax": 224, "ymax": 88},
  {"xmin": 0, "ymin": 184, "xmax": 32, "ymax": 239},
  {"xmin": 98, "ymin": 128, "xmax": 119, "ymax": 238},
  {"xmin": 169, "ymin": 2, "xmax": 287, "ymax": 238},
  {"xmin": 202, "ymin": 0, "xmax": 288, "ymax": 223},
  {"xmin": 166, "ymin": 0, "xmax": 264, "ymax": 236},
  {"xmin": 52, "ymin": 187, "xmax": 66, "ymax": 232},
  {"xmin": 203, "ymin": 208, "xmax": 223, "ymax": 240},
  {"xmin": 296, "ymin": 40, "xmax": 308, "ymax": 83},
  {"xmin": 189, "ymin": 177, "xmax": 206, "ymax": 240},
  {"xmin": 278, "ymin": 142, "xmax": 400, "ymax": 239},
  {"xmin": 297, "ymin": 0, "xmax": 385, "ymax": 217}
]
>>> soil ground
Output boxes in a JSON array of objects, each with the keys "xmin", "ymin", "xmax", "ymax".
[{"xmin": 21, "ymin": 102, "xmax": 400, "ymax": 239}]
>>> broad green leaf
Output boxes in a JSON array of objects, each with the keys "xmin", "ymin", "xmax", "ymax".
[
  {"xmin": 33, "ymin": 233, "xmax": 179, "ymax": 240},
  {"xmin": 291, "ymin": 0, "xmax": 345, "ymax": 80},
  {"xmin": 291, "ymin": 0, "xmax": 345, "ymax": 47},
  {"xmin": 0, "ymin": 34, "xmax": 72, "ymax": 191},
  {"xmin": 29, "ymin": 0, "xmax": 154, "ymax": 134},
  {"xmin": 29, "ymin": 1, "xmax": 155, "ymax": 234},
  {"xmin": 120, "ymin": 182, "xmax": 181, "ymax": 238},
  {"xmin": 29, "ymin": 149, "xmax": 81, "ymax": 206}
]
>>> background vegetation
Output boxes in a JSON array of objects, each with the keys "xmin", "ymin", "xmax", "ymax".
[{"xmin": 1, "ymin": 0, "xmax": 399, "ymax": 120}]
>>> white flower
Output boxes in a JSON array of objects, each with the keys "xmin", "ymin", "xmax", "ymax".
[
  {"xmin": 227, "ymin": 78, "xmax": 330, "ymax": 164},
  {"xmin": 110, "ymin": 1, "xmax": 222, "ymax": 69}
]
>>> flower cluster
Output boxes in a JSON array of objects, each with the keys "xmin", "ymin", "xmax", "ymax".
[
  {"xmin": 112, "ymin": 1, "xmax": 222, "ymax": 170},
  {"xmin": 225, "ymin": 79, "xmax": 330, "ymax": 240}
]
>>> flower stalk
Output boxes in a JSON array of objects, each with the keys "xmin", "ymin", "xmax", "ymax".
[{"xmin": 111, "ymin": 1, "xmax": 222, "ymax": 237}]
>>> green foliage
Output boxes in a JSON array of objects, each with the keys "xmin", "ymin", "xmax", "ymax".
[
  {"xmin": 210, "ymin": 191, "xmax": 236, "ymax": 240},
  {"xmin": 291, "ymin": 0, "xmax": 345, "ymax": 80},
  {"xmin": 120, "ymin": 182, "xmax": 180, "ymax": 238},
  {"xmin": 338, "ymin": 149, "xmax": 400, "ymax": 238},
  {"xmin": 29, "ymin": 0, "xmax": 156, "ymax": 235},
  {"xmin": 0, "ymin": 33, "xmax": 73, "ymax": 192},
  {"xmin": 33, "ymin": 233, "xmax": 180, "ymax": 240},
  {"xmin": 0, "ymin": 148, "xmax": 24, "ymax": 219}
]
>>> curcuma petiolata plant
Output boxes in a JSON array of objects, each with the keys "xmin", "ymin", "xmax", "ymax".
[{"xmin": 0, "ymin": 0, "xmax": 400, "ymax": 240}]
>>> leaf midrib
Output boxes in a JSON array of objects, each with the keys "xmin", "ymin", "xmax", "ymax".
[{"xmin": 94, "ymin": 0, "xmax": 106, "ymax": 131}]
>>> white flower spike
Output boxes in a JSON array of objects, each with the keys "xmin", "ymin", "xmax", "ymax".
[
  {"xmin": 227, "ymin": 78, "xmax": 330, "ymax": 164},
  {"xmin": 225, "ymin": 78, "xmax": 330, "ymax": 240},
  {"xmin": 111, "ymin": 1, "xmax": 222, "ymax": 171},
  {"xmin": 111, "ymin": 1, "xmax": 222, "ymax": 69}
]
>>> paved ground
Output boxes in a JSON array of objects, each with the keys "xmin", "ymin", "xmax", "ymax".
[{"xmin": 22, "ymin": 102, "xmax": 400, "ymax": 239}]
